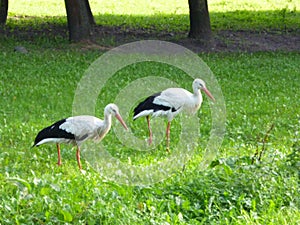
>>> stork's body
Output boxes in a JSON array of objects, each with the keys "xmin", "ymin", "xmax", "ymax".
[
  {"xmin": 33, "ymin": 104, "xmax": 128, "ymax": 169},
  {"xmin": 133, "ymin": 79, "xmax": 215, "ymax": 151}
]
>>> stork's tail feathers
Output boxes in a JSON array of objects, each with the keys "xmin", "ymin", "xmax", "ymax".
[
  {"xmin": 133, "ymin": 92, "xmax": 162, "ymax": 120},
  {"xmin": 32, "ymin": 118, "xmax": 74, "ymax": 148}
]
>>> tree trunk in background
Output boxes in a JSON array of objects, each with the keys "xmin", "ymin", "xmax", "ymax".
[
  {"xmin": 188, "ymin": 0, "xmax": 212, "ymax": 40},
  {"xmin": 0, "ymin": 0, "xmax": 8, "ymax": 24},
  {"xmin": 64, "ymin": 0, "xmax": 95, "ymax": 42},
  {"xmin": 85, "ymin": 0, "xmax": 95, "ymax": 25}
]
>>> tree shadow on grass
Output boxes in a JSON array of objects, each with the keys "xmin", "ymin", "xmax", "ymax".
[{"xmin": 1, "ymin": 10, "xmax": 299, "ymax": 52}]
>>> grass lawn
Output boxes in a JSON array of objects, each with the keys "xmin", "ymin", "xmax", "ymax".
[
  {"xmin": 1, "ymin": 0, "xmax": 300, "ymax": 224},
  {"xmin": 5, "ymin": 0, "xmax": 300, "ymax": 32}
]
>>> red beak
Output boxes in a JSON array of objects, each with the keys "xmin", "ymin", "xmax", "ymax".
[
  {"xmin": 203, "ymin": 88, "xmax": 215, "ymax": 102},
  {"xmin": 115, "ymin": 114, "xmax": 128, "ymax": 130}
]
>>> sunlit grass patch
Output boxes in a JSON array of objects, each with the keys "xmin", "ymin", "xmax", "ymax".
[{"xmin": 6, "ymin": 0, "xmax": 300, "ymax": 33}]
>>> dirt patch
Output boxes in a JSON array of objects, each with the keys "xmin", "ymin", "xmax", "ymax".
[
  {"xmin": 178, "ymin": 30, "xmax": 300, "ymax": 53},
  {"xmin": 1, "ymin": 24, "xmax": 299, "ymax": 53},
  {"xmin": 91, "ymin": 26, "xmax": 300, "ymax": 53}
]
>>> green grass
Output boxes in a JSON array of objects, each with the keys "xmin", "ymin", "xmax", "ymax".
[
  {"xmin": 0, "ymin": 46, "xmax": 299, "ymax": 223},
  {"xmin": 5, "ymin": 0, "xmax": 300, "ymax": 32},
  {"xmin": 9, "ymin": 0, "xmax": 299, "ymax": 16},
  {"xmin": 1, "ymin": 0, "xmax": 300, "ymax": 224}
]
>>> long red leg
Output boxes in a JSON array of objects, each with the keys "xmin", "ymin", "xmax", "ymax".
[
  {"xmin": 166, "ymin": 121, "xmax": 171, "ymax": 152},
  {"xmin": 147, "ymin": 116, "xmax": 153, "ymax": 145},
  {"xmin": 76, "ymin": 146, "xmax": 82, "ymax": 170},
  {"xmin": 56, "ymin": 143, "xmax": 62, "ymax": 166}
]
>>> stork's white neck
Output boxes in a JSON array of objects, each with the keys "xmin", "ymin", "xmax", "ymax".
[
  {"xmin": 103, "ymin": 113, "xmax": 112, "ymax": 127},
  {"xmin": 192, "ymin": 82, "xmax": 200, "ymax": 95},
  {"xmin": 194, "ymin": 88, "xmax": 201, "ymax": 96},
  {"xmin": 189, "ymin": 87, "xmax": 202, "ymax": 113},
  {"xmin": 193, "ymin": 89, "xmax": 202, "ymax": 103}
]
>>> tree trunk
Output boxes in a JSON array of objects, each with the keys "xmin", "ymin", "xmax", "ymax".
[
  {"xmin": 64, "ymin": 0, "xmax": 95, "ymax": 42},
  {"xmin": 0, "ymin": 0, "xmax": 8, "ymax": 24},
  {"xmin": 84, "ymin": 0, "xmax": 95, "ymax": 26},
  {"xmin": 188, "ymin": 0, "xmax": 212, "ymax": 40}
]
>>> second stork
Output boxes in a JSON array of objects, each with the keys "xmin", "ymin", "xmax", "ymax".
[{"xmin": 133, "ymin": 78, "xmax": 215, "ymax": 151}]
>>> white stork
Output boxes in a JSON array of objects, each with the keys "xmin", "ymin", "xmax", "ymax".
[
  {"xmin": 33, "ymin": 103, "xmax": 128, "ymax": 170},
  {"xmin": 133, "ymin": 78, "xmax": 215, "ymax": 151}
]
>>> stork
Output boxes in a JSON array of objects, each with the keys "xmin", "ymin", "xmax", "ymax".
[
  {"xmin": 33, "ymin": 103, "xmax": 128, "ymax": 170},
  {"xmin": 133, "ymin": 79, "xmax": 215, "ymax": 151}
]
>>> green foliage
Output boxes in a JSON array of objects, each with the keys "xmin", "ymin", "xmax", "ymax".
[{"xmin": 0, "ymin": 45, "xmax": 299, "ymax": 224}]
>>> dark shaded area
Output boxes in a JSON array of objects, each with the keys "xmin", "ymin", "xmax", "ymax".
[
  {"xmin": 0, "ymin": 12, "xmax": 299, "ymax": 53},
  {"xmin": 0, "ymin": 0, "xmax": 8, "ymax": 24}
]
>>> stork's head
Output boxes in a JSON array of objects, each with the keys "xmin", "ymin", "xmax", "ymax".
[
  {"xmin": 105, "ymin": 103, "xmax": 128, "ymax": 130},
  {"xmin": 105, "ymin": 103, "xmax": 120, "ymax": 116},
  {"xmin": 193, "ymin": 79, "xmax": 215, "ymax": 101}
]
